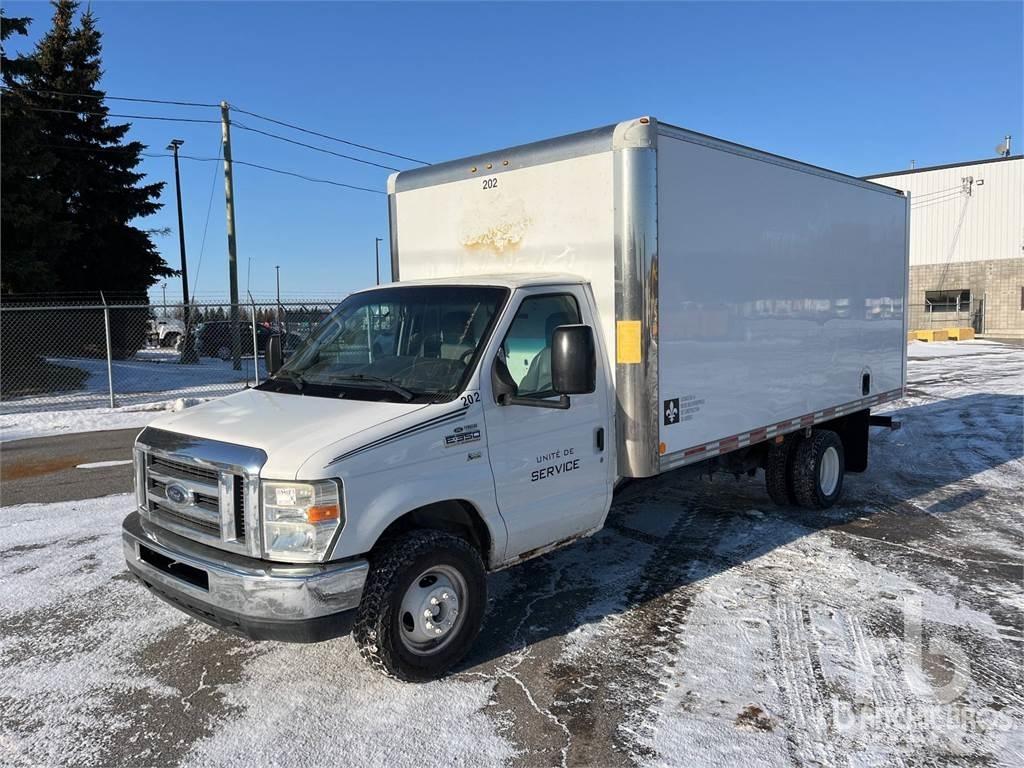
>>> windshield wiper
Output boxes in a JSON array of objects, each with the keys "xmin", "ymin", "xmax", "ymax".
[
  {"xmin": 274, "ymin": 368, "xmax": 306, "ymax": 391},
  {"xmin": 332, "ymin": 374, "xmax": 415, "ymax": 402}
]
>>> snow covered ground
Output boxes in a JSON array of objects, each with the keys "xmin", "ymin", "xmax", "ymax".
[
  {"xmin": 0, "ymin": 348, "xmax": 266, "ymax": 417},
  {"xmin": 0, "ymin": 340, "xmax": 1021, "ymax": 767},
  {"xmin": 0, "ymin": 349, "xmax": 267, "ymax": 442},
  {"xmin": 0, "ymin": 397, "xmax": 194, "ymax": 443}
]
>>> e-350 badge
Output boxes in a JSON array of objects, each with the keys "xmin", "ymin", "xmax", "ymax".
[{"xmin": 445, "ymin": 423, "xmax": 481, "ymax": 448}]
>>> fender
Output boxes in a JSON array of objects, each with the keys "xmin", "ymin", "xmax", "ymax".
[{"xmin": 302, "ymin": 401, "xmax": 509, "ymax": 567}]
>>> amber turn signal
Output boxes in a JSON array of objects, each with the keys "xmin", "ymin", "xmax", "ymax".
[{"xmin": 306, "ymin": 504, "xmax": 340, "ymax": 523}]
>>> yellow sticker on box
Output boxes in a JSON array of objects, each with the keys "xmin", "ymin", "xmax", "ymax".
[{"xmin": 616, "ymin": 320, "xmax": 642, "ymax": 364}]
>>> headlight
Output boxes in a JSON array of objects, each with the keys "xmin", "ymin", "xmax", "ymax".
[{"xmin": 261, "ymin": 479, "xmax": 343, "ymax": 562}]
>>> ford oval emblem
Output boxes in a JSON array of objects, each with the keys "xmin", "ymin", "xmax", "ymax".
[{"xmin": 165, "ymin": 483, "xmax": 192, "ymax": 506}]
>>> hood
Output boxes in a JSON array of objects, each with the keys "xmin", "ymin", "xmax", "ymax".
[{"xmin": 148, "ymin": 388, "xmax": 429, "ymax": 479}]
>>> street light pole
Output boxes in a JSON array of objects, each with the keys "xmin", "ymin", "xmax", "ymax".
[
  {"xmin": 375, "ymin": 237, "xmax": 383, "ymax": 285},
  {"xmin": 168, "ymin": 139, "xmax": 198, "ymax": 362}
]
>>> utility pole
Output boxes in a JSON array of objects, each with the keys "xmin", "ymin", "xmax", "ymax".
[
  {"xmin": 169, "ymin": 139, "xmax": 198, "ymax": 362},
  {"xmin": 375, "ymin": 237, "xmax": 383, "ymax": 285},
  {"xmin": 275, "ymin": 265, "xmax": 283, "ymax": 334},
  {"xmin": 221, "ymin": 101, "xmax": 241, "ymax": 370}
]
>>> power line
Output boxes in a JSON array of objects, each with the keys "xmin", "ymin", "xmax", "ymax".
[
  {"xmin": 231, "ymin": 158, "xmax": 383, "ymax": 194},
  {"xmin": 23, "ymin": 105, "xmax": 221, "ymax": 124},
  {"xmin": 911, "ymin": 191, "xmax": 965, "ymax": 210},
  {"xmin": 152, "ymin": 151, "xmax": 382, "ymax": 192},
  {"xmin": 3, "ymin": 86, "xmax": 217, "ymax": 108},
  {"xmin": 907, "ymin": 184, "xmax": 965, "ymax": 202},
  {"xmin": 229, "ymin": 103, "xmax": 430, "ymax": 165},
  {"xmin": 188, "ymin": 139, "xmax": 224, "ymax": 301},
  {"xmin": 233, "ymin": 120, "xmax": 401, "ymax": 171},
  {"xmin": 42, "ymin": 143, "xmax": 383, "ymax": 193},
  {"xmin": 7, "ymin": 86, "xmax": 424, "ymax": 167}
]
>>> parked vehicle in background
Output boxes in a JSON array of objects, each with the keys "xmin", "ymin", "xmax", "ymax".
[
  {"xmin": 194, "ymin": 320, "xmax": 302, "ymax": 360},
  {"xmin": 147, "ymin": 318, "xmax": 185, "ymax": 349},
  {"xmin": 123, "ymin": 117, "xmax": 909, "ymax": 682}
]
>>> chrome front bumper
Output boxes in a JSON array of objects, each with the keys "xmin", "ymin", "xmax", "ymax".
[{"xmin": 122, "ymin": 511, "xmax": 368, "ymax": 642}]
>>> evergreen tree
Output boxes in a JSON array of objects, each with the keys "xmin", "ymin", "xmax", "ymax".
[
  {"xmin": 1, "ymin": 11, "xmax": 69, "ymax": 294},
  {"xmin": 2, "ymin": 1, "xmax": 174, "ymax": 298}
]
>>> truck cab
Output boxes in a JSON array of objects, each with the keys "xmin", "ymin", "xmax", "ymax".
[{"xmin": 124, "ymin": 275, "xmax": 615, "ymax": 681}]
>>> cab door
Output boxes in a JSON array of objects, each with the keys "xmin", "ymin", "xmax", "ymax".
[{"xmin": 481, "ymin": 285, "xmax": 614, "ymax": 559}]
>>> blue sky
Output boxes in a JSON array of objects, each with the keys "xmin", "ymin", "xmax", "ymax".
[{"xmin": 5, "ymin": 1, "xmax": 1022, "ymax": 302}]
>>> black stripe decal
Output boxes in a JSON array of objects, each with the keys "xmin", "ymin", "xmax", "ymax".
[{"xmin": 326, "ymin": 407, "xmax": 468, "ymax": 466}]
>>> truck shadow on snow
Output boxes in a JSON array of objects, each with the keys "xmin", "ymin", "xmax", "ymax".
[{"xmin": 461, "ymin": 392, "xmax": 1022, "ymax": 670}]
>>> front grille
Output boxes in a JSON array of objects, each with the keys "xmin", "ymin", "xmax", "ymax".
[
  {"xmin": 142, "ymin": 452, "xmax": 248, "ymax": 552},
  {"xmin": 152, "ymin": 501, "xmax": 221, "ymax": 535},
  {"xmin": 233, "ymin": 477, "xmax": 246, "ymax": 539},
  {"xmin": 150, "ymin": 455, "xmax": 218, "ymax": 485}
]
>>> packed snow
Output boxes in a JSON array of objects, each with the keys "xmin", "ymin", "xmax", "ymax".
[{"xmin": 0, "ymin": 340, "xmax": 1020, "ymax": 767}]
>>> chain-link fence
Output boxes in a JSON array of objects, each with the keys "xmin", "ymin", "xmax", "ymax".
[{"xmin": 0, "ymin": 298, "xmax": 338, "ymax": 415}]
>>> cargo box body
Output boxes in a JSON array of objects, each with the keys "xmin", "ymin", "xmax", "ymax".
[{"xmin": 389, "ymin": 117, "xmax": 909, "ymax": 478}]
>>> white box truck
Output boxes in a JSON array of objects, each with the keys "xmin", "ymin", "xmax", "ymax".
[{"xmin": 123, "ymin": 117, "xmax": 908, "ymax": 680}]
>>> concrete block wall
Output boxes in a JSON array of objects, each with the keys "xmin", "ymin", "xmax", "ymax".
[{"xmin": 908, "ymin": 257, "xmax": 1024, "ymax": 337}]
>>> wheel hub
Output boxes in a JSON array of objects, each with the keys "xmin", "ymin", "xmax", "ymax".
[
  {"xmin": 819, "ymin": 445, "xmax": 840, "ymax": 496},
  {"xmin": 399, "ymin": 566, "xmax": 465, "ymax": 653}
]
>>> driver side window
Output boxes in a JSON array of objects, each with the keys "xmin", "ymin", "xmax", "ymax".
[{"xmin": 501, "ymin": 294, "xmax": 580, "ymax": 397}]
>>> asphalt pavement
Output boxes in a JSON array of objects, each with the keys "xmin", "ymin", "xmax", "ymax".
[{"xmin": 0, "ymin": 428, "xmax": 138, "ymax": 506}]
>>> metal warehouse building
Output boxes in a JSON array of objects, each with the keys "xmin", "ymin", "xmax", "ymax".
[{"xmin": 865, "ymin": 154, "xmax": 1023, "ymax": 338}]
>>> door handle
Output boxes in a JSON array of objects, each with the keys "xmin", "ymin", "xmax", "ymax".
[{"xmin": 595, "ymin": 427, "xmax": 605, "ymax": 452}]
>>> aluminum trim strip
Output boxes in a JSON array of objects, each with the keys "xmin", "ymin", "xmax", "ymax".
[
  {"xmin": 388, "ymin": 191, "xmax": 400, "ymax": 282},
  {"xmin": 391, "ymin": 124, "xmax": 618, "ymax": 194},
  {"xmin": 614, "ymin": 144, "xmax": 660, "ymax": 478},
  {"xmin": 659, "ymin": 388, "xmax": 903, "ymax": 472},
  {"xmin": 656, "ymin": 123, "xmax": 905, "ymax": 197}
]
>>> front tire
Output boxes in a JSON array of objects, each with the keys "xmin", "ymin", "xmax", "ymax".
[
  {"xmin": 792, "ymin": 430, "xmax": 845, "ymax": 509},
  {"xmin": 353, "ymin": 530, "xmax": 486, "ymax": 682}
]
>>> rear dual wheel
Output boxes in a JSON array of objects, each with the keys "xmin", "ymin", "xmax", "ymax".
[{"xmin": 765, "ymin": 429, "xmax": 845, "ymax": 510}]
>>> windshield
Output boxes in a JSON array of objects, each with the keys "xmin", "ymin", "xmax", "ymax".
[{"xmin": 264, "ymin": 285, "xmax": 508, "ymax": 402}]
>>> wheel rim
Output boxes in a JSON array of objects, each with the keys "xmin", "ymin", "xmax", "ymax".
[
  {"xmin": 398, "ymin": 564, "xmax": 467, "ymax": 656},
  {"xmin": 819, "ymin": 446, "xmax": 840, "ymax": 496}
]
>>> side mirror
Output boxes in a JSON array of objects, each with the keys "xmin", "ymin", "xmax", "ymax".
[
  {"xmin": 551, "ymin": 324, "xmax": 596, "ymax": 395},
  {"xmin": 265, "ymin": 334, "xmax": 283, "ymax": 375}
]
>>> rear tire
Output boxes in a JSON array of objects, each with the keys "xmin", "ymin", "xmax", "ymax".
[
  {"xmin": 765, "ymin": 436, "xmax": 800, "ymax": 506},
  {"xmin": 353, "ymin": 530, "xmax": 486, "ymax": 682},
  {"xmin": 162, "ymin": 332, "xmax": 179, "ymax": 349},
  {"xmin": 792, "ymin": 430, "xmax": 845, "ymax": 509}
]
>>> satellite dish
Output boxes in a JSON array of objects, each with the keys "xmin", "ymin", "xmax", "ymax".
[{"xmin": 995, "ymin": 142, "xmax": 1008, "ymax": 156}]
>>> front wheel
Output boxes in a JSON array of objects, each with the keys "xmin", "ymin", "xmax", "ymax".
[
  {"xmin": 792, "ymin": 430, "xmax": 845, "ymax": 509},
  {"xmin": 353, "ymin": 530, "xmax": 486, "ymax": 682}
]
